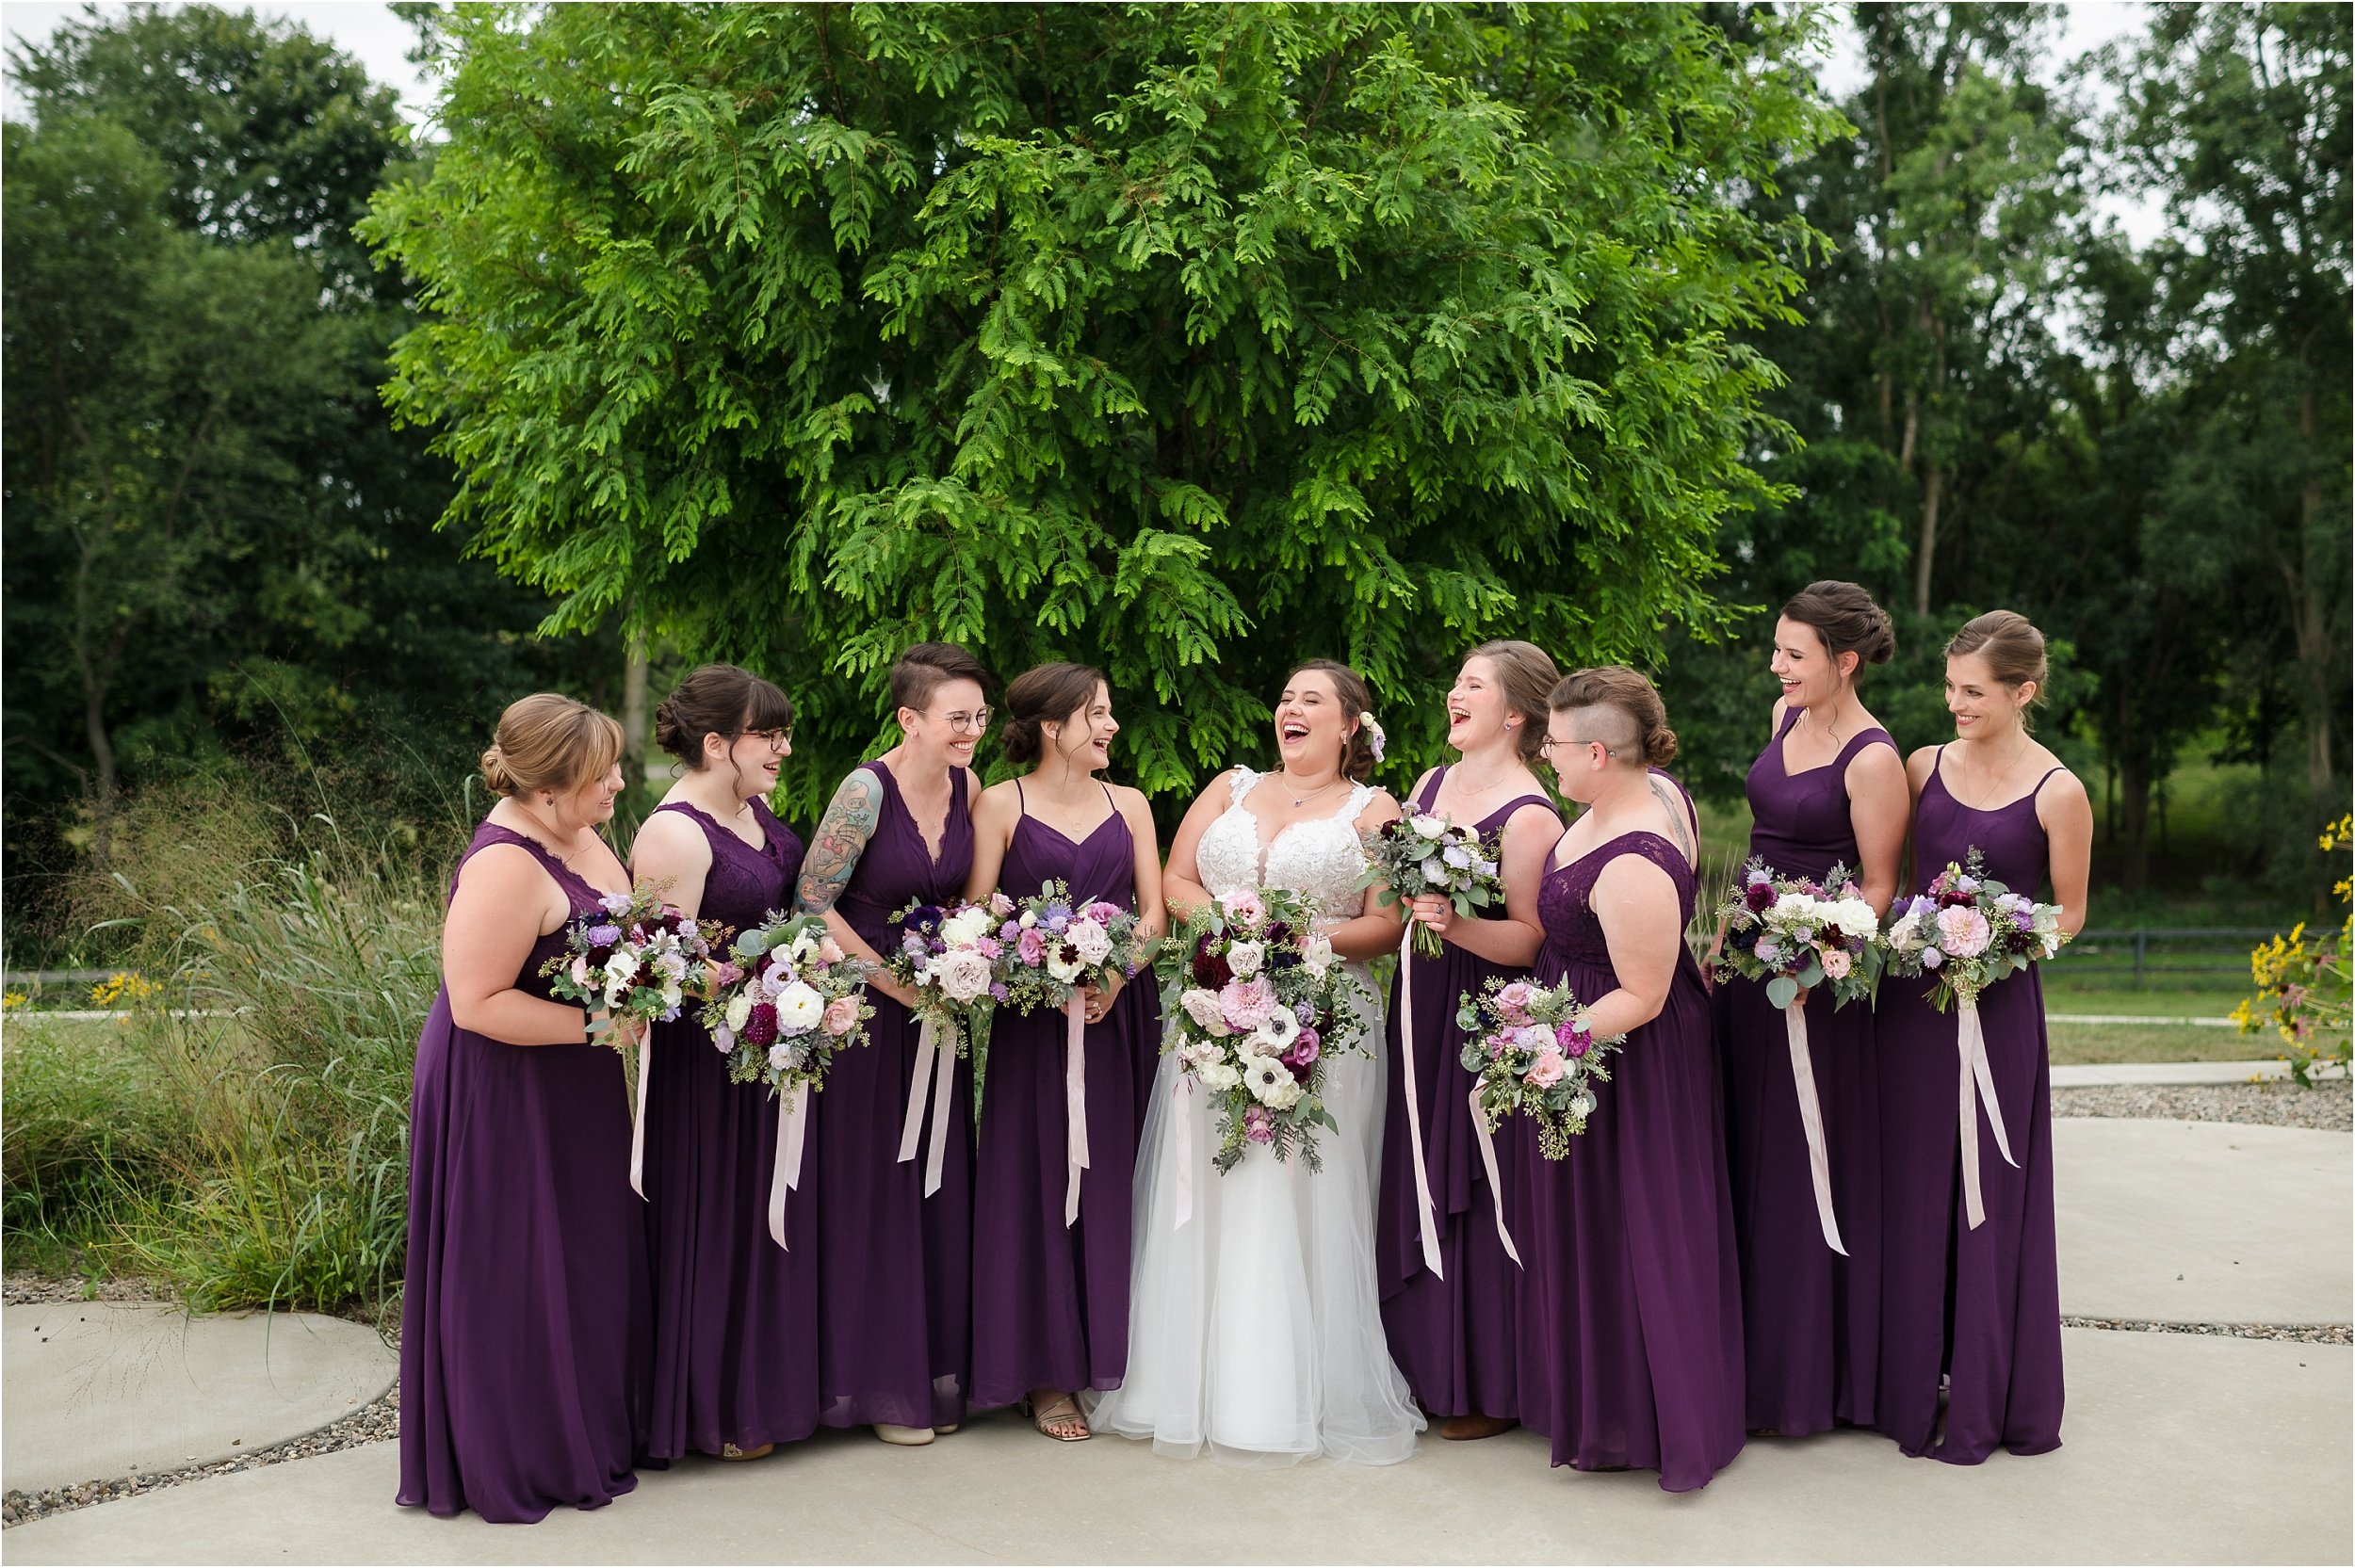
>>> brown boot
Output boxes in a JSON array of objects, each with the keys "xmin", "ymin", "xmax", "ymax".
[{"xmin": 1439, "ymin": 1413, "xmax": 1519, "ymax": 1441}]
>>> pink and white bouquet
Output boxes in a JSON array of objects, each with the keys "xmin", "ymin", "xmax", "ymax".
[
  {"xmin": 992, "ymin": 879, "xmax": 1151, "ymax": 1015},
  {"xmin": 541, "ymin": 883, "xmax": 728, "ymax": 1047},
  {"xmin": 881, "ymin": 897, "xmax": 1002, "ymax": 1055},
  {"xmin": 1455, "ymin": 976, "xmax": 1624, "ymax": 1160},
  {"xmin": 704, "ymin": 912, "xmax": 876, "ymax": 1093},
  {"xmin": 1360, "ymin": 812, "xmax": 1505, "ymax": 959},
  {"xmin": 1711, "ymin": 858, "xmax": 1885, "ymax": 1010},
  {"xmin": 1883, "ymin": 851, "xmax": 2070, "ymax": 1010},
  {"xmin": 1157, "ymin": 886, "xmax": 1372, "ymax": 1172}
]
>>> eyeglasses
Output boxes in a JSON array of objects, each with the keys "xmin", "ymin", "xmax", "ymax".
[
  {"xmin": 741, "ymin": 728, "xmax": 791, "ymax": 752},
  {"xmin": 1538, "ymin": 736, "xmax": 1618, "ymax": 760},
  {"xmin": 934, "ymin": 707, "xmax": 993, "ymax": 735}
]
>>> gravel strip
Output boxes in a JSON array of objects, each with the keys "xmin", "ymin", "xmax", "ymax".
[
  {"xmin": 2, "ymin": 1273, "xmax": 167, "ymax": 1306},
  {"xmin": 2064, "ymin": 1317, "xmax": 2350, "ymax": 1345},
  {"xmin": 2, "ymin": 1389, "xmax": 398, "ymax": 1528},
  {"xmin": 2052, "ymin": 1080, "xmax": 2352, "ymax": 1132}
]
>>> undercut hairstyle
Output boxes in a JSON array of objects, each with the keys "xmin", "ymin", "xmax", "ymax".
[
  {"xmin": 1549, "ymin": 666, "xmax": 1679, "ymax": 768},
  {"xmin": 888, "ymin": 641, "xmax": 995, "ymax": 715},
  {"xmin": 1000, "ymin": 663, "xmax": 1109, "ymax": 767},
  {"xmin": 1288, "ymin": 658, "xmax": 1378, "ymax": 782},
  {"xmin": 654, "ymin": 664, "xmax": 794, "ymax": 768},
  {"xmin": 1781, "ymin": 580, "xmax": 1897, "ymax": 673},
  {"xmin": 480, "ymin": 693, "xmax": 625, "ymax": 798},
  {"xmin": 1465, "ymin": 639, "xmax": 1562, "ymax": 763}
]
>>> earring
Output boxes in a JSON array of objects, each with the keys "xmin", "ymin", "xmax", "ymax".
[{"xmin": 1505, "ymin": 717, "xmax": 1519, "ymax": 729}]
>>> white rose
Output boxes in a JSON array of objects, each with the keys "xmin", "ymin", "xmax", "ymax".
[
  {"xmin": 774, "ymin": 981, "xmax": 824, "ymax": 1033},
  {"xmin": 725, "ymin": 992, "xmax": 755, "ymax": 1031},
  {"xmin": 1770, "ymin": 891, "xmax": 1818, "ymax": 926},
  {"xmin": 1888, "ymin": 913, "xmax": 1920, "ymax": 951},
  {"xmin": 1410, "ymin": 813, "xmax": 1449, "ymax": 840},
  {"xmin": 606, "ymin": 951, "xmax": 642, "ymax": 985},
  {"xmin": 767, "ymin": 1043, "xmax": 793, "ymax": 1072},
  {"xmin": 1301, "ymin": 934, "xmax": 1335, "ymax": 976},
  {"xmin": 941, "ymin": 907, "xmax": 995, "ymax": 947},
  {"xmin": 1830, "ymin": 897, "xmax": 1879, "ymax": 943},
  {"xmin": 933, "ymin": 948, "xmax": 994, "ymax": 1004},
  {"xmin": 1068, "ymin": 919, "xmax": 1113, "ymax": 966},
  {"xmin": 660, "ymin": 983, "xmax": 684, "ymax": 1012},
  {"xmin": 1180, "ymin": 989, "xmax": 1226, "ymax": 1030},
  {"xmin": 1196, "ymin": 1060, "xmax": 1242, "ymax": 1091},
  {"xmin": 1226, "ymin": 939, "xmax": 1264, "ymax": 979}
]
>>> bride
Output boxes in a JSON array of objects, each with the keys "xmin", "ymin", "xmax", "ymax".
[{"xmin": 1090, "ymin": 660, "xmax": 1425, "ymax": 1465}]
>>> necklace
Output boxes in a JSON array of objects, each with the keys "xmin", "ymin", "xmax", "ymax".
[
  {"xmin": 1448, "ymin": 763, "xmax": 1516, "ymax": 800},
  {"xmin": 1284, "ymin": 775, "xmax": 1345, "ymax": 809}
]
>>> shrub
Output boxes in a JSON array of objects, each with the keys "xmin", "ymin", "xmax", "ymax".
[{"xmin": 2232, "ymin": 816, "xmax": 2354, "ymax": 1088}]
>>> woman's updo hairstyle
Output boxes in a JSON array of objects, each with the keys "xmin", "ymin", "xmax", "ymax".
[
  {"xmin": 1946, "ymin": 610, "xmax": 2050, "ymax": 719},
  {"xmin": 654, "ymin": 664, "xmax": 793, "ymax": 768},
  {"xmin": 1288, "ymin": 658, "xmax": 1380, "ymax": 783},
  {"xmin": 1548, "ymin": 666, "xmax": 1679, "ymax": 768},
  {"xmin": 1781, "ymin": 580, "xmax": 1896, "ymax": 674},
  {"xmin": 1001, "ymin": 662, "xmax": 1108, "ymax": 767},
  {"xmin": 1464, "ymin": 639, "xmax": 1562, "ymax": 763},
  {"xmin": 480, "ymin": 693, "xmax": 625, "ymax": 800},
  {"xmin": 888, "ymin": 640, "xmax": 994, "ymax": 715}
]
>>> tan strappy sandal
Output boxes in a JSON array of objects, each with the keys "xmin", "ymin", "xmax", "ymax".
[{"xmin": 1022, "ymin": 1392, "xmax": 1091, "ymax": 1443}]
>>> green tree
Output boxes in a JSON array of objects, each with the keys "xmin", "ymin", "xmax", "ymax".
[{"xmin": 363, "ymin": 2, "xmax": 1838, "ymax": 816}]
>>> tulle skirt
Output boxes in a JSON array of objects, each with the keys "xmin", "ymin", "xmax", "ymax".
[{"xmin": 1089, "ymin": 965, "xmax": 1423, "ymax": 1467}]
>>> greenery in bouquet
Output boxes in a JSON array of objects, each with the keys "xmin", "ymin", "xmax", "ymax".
[
  {"xmin": 881, "ymin": 897, "xmax": 1000, "ymax": 1053},
  {"xmin": 992, "ymin": 879, "xmax": 1152, "ymax": 1016},
  {"xmin": 1359, "ymin": 812, "xmax": 1506, "ymax": 960},
  {"xmin": 705, "ymin": 912, "xmax": 876, "ymax": 1094},
  {"xmin": 1882, "ymin": 850, "xmax": 2069, "ymax": 1011},
  {"xmin": 1456, "ymin": 976, "xmax": 1625, "ymax": 1160},
  {"xmin": 1711, "ymin": 858, "xmax": 1884, "ymax": 1010},
  {"xmin": 540, "ymin": 883, "xmax": 728, "ymax": 1047}
]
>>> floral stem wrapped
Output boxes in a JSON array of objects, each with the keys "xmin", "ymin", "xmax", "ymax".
[
  {"xmin": 1710, "ymin": 858, "xmax": 1885, "ymax": 1010},
  {"xmin": 1359, "ymin": 812, "xmax": 1505, "ymax": 960},
  {"xmin": 1882, "ymin": 849, "xmax": 2070, "ymax": 1010},
  {"xmin": 540, "ymin": 883, "xmax": 728, "ymax": 1045},
  {"xmin": 880, "ymin": 897, "xmax": 1001, "ymax": 1051},
  {"xmin": 1455, "ymin": 977, "xmax": 1624, "ymax": 1160},
  {"xmin": 991, "ymin": 879, "xmax": 1153, "ymax": 1014},
  {"xmin": 703, "ymin": 912, "xmax": 876, "ymax": 1094},
  {"xmin": 1156, "ymin": 886, "xmax": 1371, "ymax": 1172}
]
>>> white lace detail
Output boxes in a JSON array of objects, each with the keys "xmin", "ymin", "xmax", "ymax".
[{"xmin": 1196, "ymin": 768, "xmax": 1377, "ymax": 920}]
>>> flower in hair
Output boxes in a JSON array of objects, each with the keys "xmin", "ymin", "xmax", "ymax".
[{"xmin": 1357, "ymin": 711, "xmax": 1387, "ymax": 763}]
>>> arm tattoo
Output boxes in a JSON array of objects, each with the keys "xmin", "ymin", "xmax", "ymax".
[
  {"xmin": 1648, "ymin": 775, "xmax": 1697, "ymax": 864},
  {"xmin": 796, "ymin": 770, "xmax": 882, "ymax": 915}
]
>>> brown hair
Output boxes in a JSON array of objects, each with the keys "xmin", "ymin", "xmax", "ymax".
[
  {"xmin": 654, "ymin": 664, "xmax": 793, "ymax": 767},
  {"xmin": 1549, "ymin": 666, "xmax": 1679, "ymax": 768},
  {"xmin": 1946, "ymin": 610, "xmax": 2049, "ymax": 716},
  {"xmin": 1287, "ymin": 659, "xmax": 1379, "ymax": 782},
  {"xmin": 1000, "ymin": 663, "xmax": 1108, "ymax": 767},
  {"xmin": 1463, "ymin": 639, "xmax": 1561, "ymax": 763},
  {"xmin": 888, "ymin": 641, "xmax": 994, "ymax": 715},
  {"xmin": 480, "ymin": 693, "xmax": 625, "ymax": 799},
  {"xmin": 1781, "ymin": 580, "xmax": 1896, "ymax": 673}
]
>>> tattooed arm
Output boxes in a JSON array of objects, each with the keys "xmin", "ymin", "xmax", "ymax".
[
  {"xmin": 1648, "ymin": 771, "xmax": 1699, "ymax": 868},
  {"xmin": 797, "ymin": 768, "xmax": 918, "ymax": 1009}
]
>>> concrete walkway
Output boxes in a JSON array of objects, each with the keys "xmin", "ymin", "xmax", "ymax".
[{"xmin": 2051, "ymin": 1059, "xmax": 2347, "ymax": 1087}]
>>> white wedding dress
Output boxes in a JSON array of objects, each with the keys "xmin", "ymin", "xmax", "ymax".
[{"xmin": 1090, "ymin": 769, "xmax": 1424, "ymax": 1465}]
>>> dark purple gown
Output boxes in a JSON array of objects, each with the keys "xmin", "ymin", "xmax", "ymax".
[
  {"xmin": 969, "ymin": 783, "xmax": 1159, "ymax": 1408},
  {"xmin": 1718, "ymin": 707, "xmax": 1891, "ymax": 1434},
  {"xmin": 813, "ymin": 760, "xmax": 975, "ymax": 1431},
  {"xmin": 1376, "ymin": 768, "xmax": 1558, "ymax": 1419},
  {"xmin": 1876, "ymin": 753, "xmax": 2066, "ymax": 1463},
  {"xmin": 640, "ymin": 799, "xmax": 812, "ymax": 1458},
  {"xmin": 1518, "ymin": 825, "xmax": 1745, "ymax": 1493},
  {"xmin": 398, "ymin": 822, "xmax": 650, "ymax": 1523}
]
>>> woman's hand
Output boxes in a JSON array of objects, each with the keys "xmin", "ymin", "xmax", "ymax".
[
  {"xmin": 1080, "ymin": 972, "xmax": 1126, "ymax": 1026},
  {"xmin": 871, "ymin": 975, "xmax": 920, "ymax": 1012},
  {"xmin": 1407, "ymin": 893, "xmax": 1454, "ymax": 941}
]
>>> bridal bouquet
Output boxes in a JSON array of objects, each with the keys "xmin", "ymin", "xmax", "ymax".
[
  {"xmin": 541, "ymin": 883, "xmax": 728, "ymax": 1046},
  {"xmin": 705, "ymin": 912, "xmax": 876, "ymax": 1094},
  {"xmin": 881, "ymin": 897, "xmax": 1003, "ymax": 1054},
  {"xmin": 1159, "ymin": 886, "xmax": 1371, "ymax": 1172},
  {"xmin": 1711, "ymin": 859, "xmax": 1885, "ymax": 1010},
  {"xmin": 1883, "ymin": 850, "xmax": 2070, "ymax": 1011},
  {"xmin": 1456, "ymin": 977, "xmax": 1624, "ymax": 1160},
  {"xmin": 1360, "ymin": 812, "xmax": 1505, "ymax": 959},
  {"xmin": 992, "ymin": 880, "xmax": 1151, "ymax": 1015}
]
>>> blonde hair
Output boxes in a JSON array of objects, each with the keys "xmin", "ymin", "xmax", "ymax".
[{"xmin": 480, "ymin": 693, "xmax": 625, "ymax": 799}]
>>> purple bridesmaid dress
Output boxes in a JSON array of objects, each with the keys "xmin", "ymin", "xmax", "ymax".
[
  {"xmin": 1375, "ymin": 767, "xmax": 1559, "ymax": 1419},
  {"xmin": 968, "ymin": 782, "xmax": 1160, "ymax": 1408},
  {"xmin": 1718, "ymin": 706, "xmax": 1892, "ymax": 1434},
  {"xmin": 1876, "ymin": 751, "xmax": 2066, "ymax": 1463},
  {"xmin": 640, "ymin": 799, "xmax": 812, "ymax": 1458},
  {"xmin": 398, "ymin": 822, "xmax": 650, "ymax": 1523},
  {"xmin": 813, "ymin": 760, "xmax": 975, "ymax": 1431},
  {"xmin": 1518, "ymin": 824, "xmax": 1745, "ymax": 1492}
]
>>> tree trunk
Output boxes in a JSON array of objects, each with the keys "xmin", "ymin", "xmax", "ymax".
[
  {"xmin": 1912, "ymin": 461, "xmax": 1943, "ymax": 618},
  {"xmin": 2118, "ymin": 742, "xmax": 2152, "ymax": 897},
  {"xmin": 2295, "ymin": 381, "xmax": 2337, "ymax": 810},
  {"xmin": 623, "ymin": 628, "xmax": 650, "ymax": 784}
]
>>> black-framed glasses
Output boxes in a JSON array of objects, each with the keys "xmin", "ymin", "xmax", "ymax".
[{"xmin": 742, "ymin": 728, "xmax": 791, "ymax": 751}]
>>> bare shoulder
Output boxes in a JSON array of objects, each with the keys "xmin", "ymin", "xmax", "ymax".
[
  {"xmin": 1503, "ymin": 797, "xmax": 1564, "ymax": 837},
  {"xmin": 1406, "ymin": 766, "xmax": 1438, "ymax": 805},
  {"xmin": 1847, "ymin": 738, "xmax": 1908, "ymax": 787},
  {"xmin": 1905, "ymin": 744, "xmax": 1941, "ymax": 785},
  {"xmin": 1193, "ymin": 767, "xmax": 1243, "ymax": 813},
  {"xmin": 450, "ymin": 839, "xmax": 551, "ymax": 902},
  {"xmin": 2035, "ymin": 758, "xmax": 2091, "ymax": 814},
  {"xmin": 1109, "ymin": 781, "xmax": 1153, "ymax": 817},
  {"xmin": 630, "ymin": 805, "xmax": 708, "ymax": 861}
]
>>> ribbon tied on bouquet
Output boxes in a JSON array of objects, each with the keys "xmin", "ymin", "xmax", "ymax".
[
  {"xmin": 1063, "ymin": 995, "xmax": 1091, "ymax": 1227},
  {"xmin": 1781, "ymin": 999, "xmax": 1848, "ymax": 1255},
  {"xmin": 767, "ymin": 1081, "xmax": 810, "ymax": 1250},
  {"xmin": 1956, "ymin": 995, "xmax": 2018, "ymax": 1229},
  {"xmin": 1396, "ymin": 928, "xmax": 1446, "ymax": 1279},
  {"xmin": 1466, "ymin": 1086, "xmax": 1523, "ymax": 1268},
  {"xmin": 896, "ymin": 1014, "xmax": 957, "ymax": 1197}
]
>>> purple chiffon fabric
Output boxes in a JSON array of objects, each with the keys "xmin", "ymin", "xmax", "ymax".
[
  {"xmin": 1375, "ymin": 768, "xmax": 1559, "ymax": 1418},
  {"xmin": 812, "ymin": 760, "xmax": 975, "ymax": 1431},
  {"xmin": 1717, "ymin": 706, "xmax": 1891, "ymax": 1434},
  {"xmin": 1518, "ymin": 825, "xmax": 1745, "ymax": 1493},
  {"xmin": 968, "ymin": 785, "xmax": 1160, "ymax": 1408},
  {"xmin": 639, "ymin": 799, "xmax": 814, "ymax": 1458},
  {"xmin": 1876, "ymin": 753, "xmax": 2066, "ymax": 1463},
  {"xmin": 398, "ymin": 821, "xmax": 650, "ymax": 1523}
]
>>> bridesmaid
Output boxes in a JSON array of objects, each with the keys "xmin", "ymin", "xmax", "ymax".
[
  {"xmin": 398, "ymin": 694, "xmax": 651, "ymax": 1522},
  {"xmin": 629, "ymin": 665, "xmax": 809, "ymax": 1463},
  {"xmin": 1714, "ymin": 582, "xmax": 1907, "ymax": 1438},
  {"xmin": 1877, "ymin": 611, "xmax": 2089, "ymax": 1463},
  {"xmin": 963, "ymin": 664, "xmax": 1166, "ymax": 1441},
  {"xmin": 1519, "ymin": 668, "xmax": 1744, "ymax": 1493},
  {"xmin": 797, "ymin": 641, "xmax": 991, "ymax": 1447},
  {"xmin": 1376, "ymin": 641, "xmax": 1562, "ymax": 1441}
]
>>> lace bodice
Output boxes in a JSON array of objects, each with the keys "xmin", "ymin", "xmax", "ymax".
[{"xmin": 1195, "ymin": 768, "xmax": 1378, "ymax": 919}]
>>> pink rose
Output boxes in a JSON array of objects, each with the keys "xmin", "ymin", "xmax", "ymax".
[
  {"xmin": 1523, "ymin": 1049, "xmax": 1568, "ymax": 1088},
  {"xmin": 1220, "ymin": 976, "xmax": 1275, "ymax": 1032},
  {"xmin": 818, "ymin": 935, "xmax": 845, "ymax": 964},
  {"xmin": 989, "ymin": 892, "xmax": 1015, "ymax": 918},
  {"xmin": 1243, "ymin": 1106, "xmax": 1275, "ymax": 1143},
  {"xmin": 1492, "ymin": 980, "xmax": 1537, "ymax": 1025},
  {"xmin": 1016, "ymin": 927, "xmax": 1048, "ymax": 966},
  {"xmin": 1283, "ymin": 1033, "xmax": 1321, "ymax": 1070},
  {"xmin": 1085, "ymin": 901, "xmax": 1124, "ymax": 925},
  {"xmin": 1217, "ymin": 888, "xmax": 1266, "ymax": 928},
  {"xmin": 1820, "ymin": 947, "xmax": 1853, "ymax": 981},
  {"xmin": 1935, "ymin": 905, "xmax": 1991, "ymax": 960},
  {"xmin": 821, "ymin": 996, "xmax": 861, "ymax": 1037}
]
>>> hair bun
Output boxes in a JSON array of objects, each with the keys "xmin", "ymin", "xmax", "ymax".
[
  {"xmin": 1645, "ymin": 727, "xmax": 1680, "ymax": 768},
  {"xmin": 480, "ymin": 744, "xmax": 516, "ymax": 796}
]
